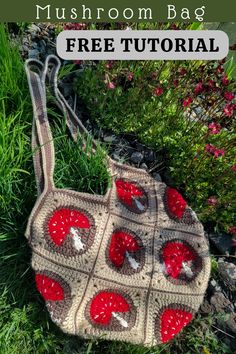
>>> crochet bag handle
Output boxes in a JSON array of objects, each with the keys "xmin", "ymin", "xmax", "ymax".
[
  {"xmin": 25, "ymin": 55, "xmax": 99, "ymax": 195},
  {"xmin": 43, "ymin": 55, "xmax": 98, "ymax": 150}
]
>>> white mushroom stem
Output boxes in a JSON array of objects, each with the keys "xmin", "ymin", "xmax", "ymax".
[
  {"xmin": 70, "ymin": 227, "xmax": 84, "ymax": 251},
  {"xmin": 125, "ymin": 251, "xmax": 140, "ymax": 270},
  {"xmin": 133, "ymin": 197, "xmax": 145, "ymax": 211},
  {"xmin": 111, "ymin": 312, "xmax": 128, "ymax": 328},
  {"xmin": 182, "ymin": 262, "xmax": 193, "ymax": 277}
]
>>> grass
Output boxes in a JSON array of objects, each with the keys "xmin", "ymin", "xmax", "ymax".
[{"xmin": 0, "ymin": 23, "xmax": 232, "ymax": 353}]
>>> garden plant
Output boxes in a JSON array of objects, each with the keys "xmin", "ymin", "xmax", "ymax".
[{"xmin": 75, "ymin": 22, "xmax": 236, "ymax": 239}]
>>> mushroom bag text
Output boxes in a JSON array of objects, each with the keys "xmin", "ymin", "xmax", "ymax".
[{"xmin": 65, "ymin": 37, "xmax": 220, "ymax": 53}]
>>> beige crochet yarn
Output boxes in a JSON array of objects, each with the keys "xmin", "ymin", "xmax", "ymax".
[{"xmin": 25, "ymin": 55, "xmax": 210, "ymax": 347}]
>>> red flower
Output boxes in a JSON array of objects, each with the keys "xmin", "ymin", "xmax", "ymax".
[
  {"xmin": 228, "ymin": 226, "xmax": 236, "ymax": 235},
  {"xmin": 222, "ymin": 75, "xmax": 230, "ymax": 86},
  {"xmin": 179, "ymin": 67, "xmax": 187, "ymax": 76},
  {"xmin": 170, "ymin": 23, "xmax": 180, "ymax": 30},
  {"xmin": 231, "ymin": 165, "xmax": 236, "ymax": 171},
  {"xmin": 224, "ymin": 91, "xmax": 234, "ymax": 101},
  {"xmin": 64, "ymin": 23, "xmax": 86, "ymax": 30},
  {"xmin": 224, "ymin": 103, "xmax": 234, "ymax": 117},
  {"xmin": 194, "ymin": 82, "xmax": 203, "ymax": 95},
  {"xmin": 208, "ymin": 122, "xmax": 221, "ymax": 135},
  {"xmin": 151, "ymin": 72, "xmax": 158, "ymax": 80},
  {"xmin": 74, "ymin": 60, "xmax": 81, "ymax": 65},
  {"xmin": 105, "ymin": 60, "xmax": 115, "ymax": 69},
  {"xmin": 153, "ymin": 86, "xmax": 163, "ymax": 96},
  {"xmin": 107, "ymin": 82, "xmax": 116, "ymax": 89},
  {"xmin": 183, "ymin": 97, "xmax": 193, "ymax": 107},
  {"xmin": 127, "ymin": 72, "xmax": 134, "ymax": 81},
  {"xmin": 219, "ymin": 58, "xmax": 226, "ymax": 65},
  {"xmin": 205, "ymin": 143, "xmax": 216, "ymax": 154},
  {"xmin": 205, "ymin": 144, "xmax": 224, "ymax": 158},
  {"xmin": 214, "ymin": 148, "xmax": 225, "ymax": 158},
  {"xmin": 207, "ymin": 197, "xmax": 218, "ymax": 206},
  {"xmin": 207, "ymin": 80, "xmax": 217, "ymax": 92},
  {"xmin": 173, "ymin": 79, "xmax": 179, "ymax": 86},
  {"xmin": 216, "ymin": 65, "xmax": 224, "ymax": 74}
]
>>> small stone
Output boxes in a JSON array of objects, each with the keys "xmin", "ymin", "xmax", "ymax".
[
  {"xmin": 38, "ymin": 40, "xmax": 47, "ymax": 55},
  {"xmin": 124, "ymin": 145, "xmax": 135, "ymax": 155},
  {"xmin": 209, "ymin": 279, "xmax": 221, "ymax": 292},
  {"xmin": 210, "ymin": 279, "xmax": 217, "ymax": 287},
  {"xmin": 28, "ymin": 24, "xmax": 41, "ymax": 34},
  {"xmin": 41, "ymin": 30, "xmax": 49, "ymax": 37},
  {"xmin": 103, "ymin": 134, "xmax": 118, "ymax": 143},
  {"xmin": 218, "ymin": 261, "xmax": 236, "ymax": 291},
  {"xmin": 28, "ymin": 49, "xmax": 40, "ymax": 59},
  {"xmin": 130, "ymin": 151, "xmax": 143, "ymax": 164},
  {"xmin": 46, "ymin": 47, "xmax": 56, "ymax": 55},
  {"xmin": 42, "ymin": 35, "xmax": 50, "ymax": 42},
  {"xmin": 210, "ymin": 292, "xmax": 231, "ymax": 312},
  {"xmin": 208, "ymin": 232, "xmax": 232, "ymax": 255},
  {"xmin": 135, "ymin": 141, "xmax": 145, "ymax": 152},
  {"xmin": 226, "ymin": 313, "xmax": 236, "ymax": 334},
  {"xmin": 49, "ymin": 28, "xmax": 55, "ymax": 34},
  {"xmin": 62, "ymin": 84, "xmax": 74, "ymax": 98},
  {"xmin": 140, "ymin": 163, "xmax": 148, "ymax": 170},
  {"xmin": 152, "ymin": 172, "xmax": 162, "ymax": 182},
  {"xmin": 112, "ymin": 152, "xmax": 122, "ymax": 161},
  {"xmin": 200, "ymin": 299, "xmax": 213, "ymax": 314},
  {"xmin": 20, "ymin": 45, "xmax": 29, "ymax": 53},
  {"xmin": 145, "ymin": 149, "xmax": 156, "ymax": 162},
  {"xmin": 31, "ymin": 42, "xmax": 39, "ymax": 49},
  {"xmin": 22, "ymin": 36, "xmax": 29, "ymax": 45},
  {"xmin": 31, "ymin": 33, "xmax": 39, "ymax": 41}
]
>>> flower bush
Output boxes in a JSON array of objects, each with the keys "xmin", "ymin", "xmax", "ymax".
[{"xmin": 75, "ymin": 23, "xmax": 236, "ymax": 235}]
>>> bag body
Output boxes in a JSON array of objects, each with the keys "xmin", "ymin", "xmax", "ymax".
[{"xmin": 25, "ymin": 55, "xmax": 210, "ymax": 347}]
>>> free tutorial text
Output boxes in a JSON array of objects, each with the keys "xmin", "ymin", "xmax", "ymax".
[{"xmin": 57, "ymin": 31, "xmax": 229, "ymax": 60}]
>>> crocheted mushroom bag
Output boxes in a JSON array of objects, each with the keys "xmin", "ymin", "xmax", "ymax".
[{"xmin": 25, "ymin": 55, "xmax": 210, "ymax": 347}]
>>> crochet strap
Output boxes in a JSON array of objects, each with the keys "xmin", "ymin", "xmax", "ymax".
[
  {"xmin": 25, "ymin": 55, "xmax": 97, "ymax": 194},
  {"xmin": 44, "ymin": 55, "xmax": 97, "ymax": 150},
  {"xmin": 25, "ymin": 58, "xmax": 55, "ymax": 193}
]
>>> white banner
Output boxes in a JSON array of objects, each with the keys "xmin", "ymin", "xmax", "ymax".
[{"xmin": 57, "ymin": 30, "xmax": 229, "ymax": 60}]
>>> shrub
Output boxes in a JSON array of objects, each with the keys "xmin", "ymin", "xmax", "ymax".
[{"xmin": 75, "ymin": 25, "xmax": 236, "ymax": 234}]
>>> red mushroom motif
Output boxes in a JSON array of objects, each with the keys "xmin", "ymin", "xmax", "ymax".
[
  {"xmin": 161, "ymin": 241, "xmax": 199, "ymax": 280},
  {"xmin": 48, "ymin": 208, "xmax": 91, "ymax": 252},
  {"xmin": 35, "ymin": 273, "xmax": 64, "ymax": 301},
  {"xmin": 165, "ymin": 187, "xmax": 187, "ymax": 219},
  {"xmin": 35, "ymin": 272, "xmax": 72, "ymax": 325},
  {"xmin": 160, "ymin": 307, "xmax": 193, "ymax": 343},
  {"xmin": 115, "ymin": 179, "xmax": 148, "ymax": 213},
  {"xmin": 109, "ymin": 231, "xmax": 140, "ymax": 270},
  {"xmin": 90, "ymin": 291, "xmax": 131, "ymax": 329}
]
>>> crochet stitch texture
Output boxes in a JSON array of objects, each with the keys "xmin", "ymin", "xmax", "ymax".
[{"xmin": 25, "ymin": 55, "xmax": 211, "ymax": 347}]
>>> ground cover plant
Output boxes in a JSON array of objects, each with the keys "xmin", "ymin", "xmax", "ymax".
[
  {"xmin": 0, "ymin": 23, "xmax": 110, "ymax": 353},
  {"xmin": 0, "ymin": 23, "xmax": 233, "ymax": 353},
  {"xmin": 75, "ymin": 22, "xmax": 236, "ymax": 239}
]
